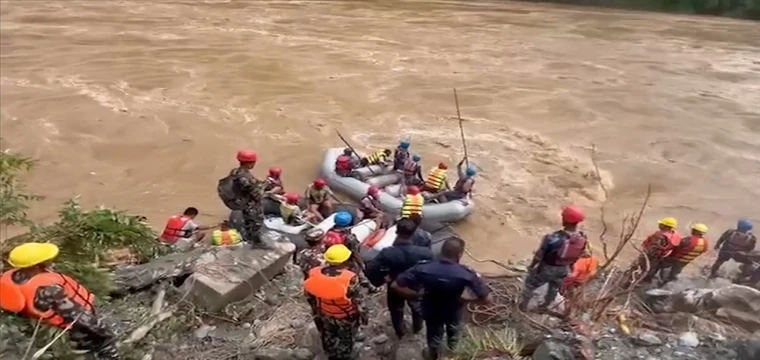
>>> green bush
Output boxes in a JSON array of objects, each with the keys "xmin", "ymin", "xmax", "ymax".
[{"xmin": 0, "ymin": 150, "xmax": 43, "ymax": 229}]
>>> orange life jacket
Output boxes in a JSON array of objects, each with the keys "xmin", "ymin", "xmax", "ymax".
[
  {"xmin": 669, "ymin": 235, "xmax": 708, "ymax": 263},
  {"xmin": 160, "ymin": 215, "xmax": 192, "ymax": 244},
  {"xmin": 566, "ymin": 255, "xmax": 599, "ymax": 285},
  {"xmin": 335, "ymin": 155, "xmax": 353, "ymax": 176},
  {"xmin": 641, "ymin": 230, "xmax": 680, "ymax": 258},
  {"xmin": 424, "ymin": 168, "xmax": 447, "ymax": 191},
  {"xmin": 0, "ymin": 270, "xmax": 94, "ymax": 328},
  {"xmin": 400, "ymin": 194, "xmax": 424, "ymax": 218},
  {"xmin": 303, "ymin": 267, "xmax": 358, "ymax": 319},
  {"xmin": 403, "ymin": 160, "xmax": 420, "ymax": 177}
]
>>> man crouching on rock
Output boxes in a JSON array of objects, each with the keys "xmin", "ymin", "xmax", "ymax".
[
  {"xmin": 0, "ymin": 243, "xmax": 121, "ymax": 359},
  {"xmin": 303, "ymin": 244, "xmax": 367, "ymax": 360}
]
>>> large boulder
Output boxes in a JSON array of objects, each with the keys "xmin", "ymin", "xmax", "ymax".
[{"xmin": 646, "ymin": 282, "xmax": 760, "ymax": 332}]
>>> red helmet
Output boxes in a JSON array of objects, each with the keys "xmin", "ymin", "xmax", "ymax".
[
  {"xmin": 236, "ymin": 150, "xmax": 257, "ymax": 163},
  {"xmin": 269, "ymin": 167, "xmax": 282, "ymax": 178},
  {"xmin": 561, "ymin": 205, "xmax": 585, "ymax": 224},
  {"xmin": 313, "ymin": 178, "xmax": 326, "ymax": 188},
  {"xmin": 285, "ymin": 193, "xmax": 299, "ymax": 204},
  {"xmin": 438, "ymin": 162, "xmax": 448, "ymax": 170},
  {"xmin": 367, "ymin": 186, "xmax": 380, "ymax": 196},
  {"xmin": 407, "ymin": 186, "xmax": 421, "ymax": 195}
]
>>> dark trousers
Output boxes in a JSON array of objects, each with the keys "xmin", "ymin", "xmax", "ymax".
[
  {"xmin": 656, "ymin": 260, "xmax": 688, "ymax": 284},
  {"xmin": 710, "ymin": 249, "xmax": 748, "ymax": 277},
  {"xmin": 424, "ymin": 308, "xmax": 463, "ymax": 360},
  {"xmin": 387, "ymin": 290, "xmax": 423, "ymax": 338}
]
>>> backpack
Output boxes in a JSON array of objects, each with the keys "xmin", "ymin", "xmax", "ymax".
[
  {"xmin": 551, "ymin": 231, "xmax": 587, "ymax": 266},
  {"xmin": 217, "ymin": 173, "xmax": 243, "ymax": 210}
]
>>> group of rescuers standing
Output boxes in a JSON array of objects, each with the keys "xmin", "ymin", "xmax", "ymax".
[{"xmin": 1, "ymin": 140, "xmax": 756, "ymax": 360}]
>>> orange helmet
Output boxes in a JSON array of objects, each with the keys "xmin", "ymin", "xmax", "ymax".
[
  {"xmin": 236, "ymin": 150, "xmax": 258, "ymax": 163},
  {"xmin": 269, "ymin": 167, "xmax": 282, "ymax": 178},
  {"xmin": 407, "ymin": 186, "xmax": 421, "ymax": 195},
  {"xmin": 561, "ymin": 205, "xmax": 585, "ymax": 224},
  {"xmin": 285, "ymin": 193, "xmax": 299, "ymax": 204}
]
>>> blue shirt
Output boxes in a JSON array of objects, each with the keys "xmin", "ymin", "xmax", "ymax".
[{"xmin": 396, "ymin": 259, "xmax": 489, "ymax": 319}]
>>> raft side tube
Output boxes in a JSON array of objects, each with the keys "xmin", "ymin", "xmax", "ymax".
[{"xmin": 322, "ymin": 148, "xmax": 474, "ymax": 223}]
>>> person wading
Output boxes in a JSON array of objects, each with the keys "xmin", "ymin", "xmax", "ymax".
[
  {"xmin": 365, "ymin": 218, "xmax": 434, "ymax": 339},
  {"xmin": 217, "ymin": 150, "xmax": 270, "ymax": 248},
  {"xmin": 392, "ymin": 237, "xmax": 491, "ymax": 360},
  {"xmin": 0, "ymin": 243, "xmax": 121, "ymax": 359},
  {"xmin": 519, "ymin": 205, "xmax": 588, "ymax": 312},
  {"xmin": 436, "ymin": 158, "xmax": 475, "ymax": 203},
  {"xmin": 657, "ymin": 223, "xmax": 709, "ymax": 284},
  {"xmin": 710, "ymin": 219, "xmax": 756, "ymax": 278},
  {"xmin": 304, "ymin": 244, "xmax": 367, "ymax": 360}
]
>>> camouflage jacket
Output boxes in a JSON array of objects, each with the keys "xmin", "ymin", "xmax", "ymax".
[
  {"xmin": 230, "ymin": 167, "xmax": 266, "ymax": 203},
  {"xmin": 297, "ymin": 245, "xmax": 326, "ymax": 277}
]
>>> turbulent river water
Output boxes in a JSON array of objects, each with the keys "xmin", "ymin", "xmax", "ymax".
[{"xmin": 1, "ymin": 0, "xmax": 759, "ymax": 271}]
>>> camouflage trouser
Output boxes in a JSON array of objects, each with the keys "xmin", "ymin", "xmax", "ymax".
[
  {"xmin": 241, "ymin": 200, "xmax": 264, "ymax": 243},
  {"xmin": 69, "ymin": 329, "xmax": 121, "ymax": 360},
  {"xmin": 320, "ymin": 315, "xmax": 359, "ymax": 360},
  {"xmin": 519, "ymin": 264, "xmax": 569, "ymax": 309}
]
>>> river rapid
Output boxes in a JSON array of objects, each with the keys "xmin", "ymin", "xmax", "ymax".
[{"xmin": 1, "ymin": 0, "xmax": 759, "ymax": 271}]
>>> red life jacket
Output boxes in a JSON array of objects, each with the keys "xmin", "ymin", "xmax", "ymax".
[
  {"xmin": 160, "ymin": 215, "xmax": 192, "ymax": 244},
  {"xmin": 403, "ymin": 160, "xmax": 419, "ymax": 177},
  {"xmin": 335, "ymin": 155, "xmax": 353, "ymax": 176},
  {"xmin": 324, "ymin": 230, "xmax": 346, "ymax": 247},
  {"xmin": 547, "ymin": 231, "xmax": 587, "ymax": 266},
  {"xmin": 642, "ymin": 230, "xmax": 680, "ymax": 258},
  {"xmin": 669, "ymin": 235, "xmax": 708, "ymax": 263}
]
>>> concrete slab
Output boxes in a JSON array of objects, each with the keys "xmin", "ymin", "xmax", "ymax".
[{"xmin": 181, "ymin": 231, "xmax": 296, "ymax": 311}]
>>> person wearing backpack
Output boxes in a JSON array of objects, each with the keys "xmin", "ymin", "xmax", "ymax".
[
  {"xmin": 217, "ymin": 150, "xmax": 270, "ymax": 248},
  {"xmin": 519, "ymin": 205, "xmax": 587, "ymax": 312}
]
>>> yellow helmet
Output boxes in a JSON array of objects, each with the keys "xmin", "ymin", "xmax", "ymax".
[
  {"xmin": 658, "ymin": 217, "xmax": 678, "ymax": 228},
  {"xmin": 324, "ymin": 244, "xmax": 352, "ymax": 265},
  {"xmin": 692, "ymin": 223, "xmax": 709, "ymax": 234},
  {"xmin": 8, "ymin": 243, "xmax": 60, "ymax": 269}
]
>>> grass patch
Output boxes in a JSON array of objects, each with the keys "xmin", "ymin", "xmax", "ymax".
[{"xmin": 449, "ymin": 326, "xmax": 523, "ymax": 360}]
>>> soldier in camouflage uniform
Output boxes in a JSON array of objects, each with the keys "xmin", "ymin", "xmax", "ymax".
[
  {"xmin": 230, "ymin": 150, "xmax": 269, "ymax": 248},
  {"xmin": 0, "ymin": 243, "xmax": 121, "ymax": 360},
  {"xmin": 296, "ymin": 229, "xmax": 327, "ymax": 332},
  {"xmin": 303, "ymin": 245, "xmax": 366, "ymax": 360}
]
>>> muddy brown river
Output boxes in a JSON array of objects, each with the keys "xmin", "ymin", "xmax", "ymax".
[{"xmin": 1, "ymin": 0, "xmax": 759, "ymax": 271}]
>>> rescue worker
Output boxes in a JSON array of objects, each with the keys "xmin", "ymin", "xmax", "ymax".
[
  {"xmin": 296, "ymin": 228, "xmax": 327, "ymax": 332},
  {"xmin": 561, "ymin": 243, "xmax": 599, "ymax": 296},
  {"xmin": 303, "ymin": 244, "xmax": 367, "ymax": 360},
  {"xmin": 402, "ymin": 154, "xmax": 424, "ymax": 187},
  {"xmin": 519, "ymin": 205, "xmax": 588, "ymax": 312},
  {"xmin": 264, "ymin": 167, "xmax": 285, "ymax": 195},
  {"xmin": 357, "ymin": 185, "xmax": 384, "ymax": 226},
  {"xmin": 710, "ymin": 219, "xmax": 756, "ymax": 278},
  {"xmin": 218, "ymin": 150, "xmax": 269, "ymax": 248},
  {"xmin": 436, "ymin": 158, "xmax": 475, "ymax": 203},
  {"xmin": 305, "ymin": 178, "xmax": 340, "ymax": 222},
  {"xmin": 636, "ymin": 217, "xmax": 681, "ymax": 282},
  {"xmin": 365, "ymin": 218, "xmax": 434, "ymax": 339},
  {"xmin": 361, "ymin": 148, "xmax": 392, "ymax": 167},
  {"xmin": 400, "ymin": 185, "xmax": 424, "ymax": 219},
  {"xmin": 393, "ymin": 141, "xmax": 411, "ymax": 171},
  {"xmin": 324, "ymin": 212, "xmax": 375, "ymax": 291},
  {"xmin": 409, "ymin": 213, "xmax": 432, "ymax": 248},
  {"xmin": 392, "ymin": 237, "xmax": 491, "ymax": 360},
  {"xmin": 280, "ymin": 192, "xmax": 316, "ymax": 225},
  {"xmin": 422, "ymin": 162, "xmax": 450, "ymax": 194},
  {"xmin": 0, "ymin": 243, "xmax": 121, "ymax": 359},
  {"xmin": 159, "ymin": 207, "xmax": 217, "ymax": 250},
  {"xmin": 657, "ymin": 223, "xmax": 709, "ymax": 284},
  {"xmin": 211, "ymin": 220, "xmax": 243, "ymax": 246},
  {"xmin": 335, "ymin": 148, "xmax": 359, "ymax": 178}
]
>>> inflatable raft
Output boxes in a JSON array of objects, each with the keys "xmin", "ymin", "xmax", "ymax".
[
  {"xmin": 321, "ymin": 148, "xmax": 474, "ymax": 223},
  {"xmin": 359, "ymin": 219, "xmax": 458, "ymax": 262}
]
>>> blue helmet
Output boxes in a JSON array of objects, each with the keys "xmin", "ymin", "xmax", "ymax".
[
  {"xmin": 399, "ymin": 141, "xmax": 410, "ymax": 150},
  {"xmin": 466, "ymin": 166, "xmax": 476, "ymax": 177},
  {"xmin": 737, "ymin": 219, "xmax": 753, "ymax": 232},
  {"xmin": 412, "ymin": 154, "xmax": 421, "ymax": 162},
  {"xmin": 334, "ymin": 212, "xmax": 353, "ymax": 227}
]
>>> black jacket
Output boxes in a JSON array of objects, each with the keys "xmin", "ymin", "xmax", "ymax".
[{"xmin": 365, "ymin": 240, "xmax": 435, "ymax": 287}]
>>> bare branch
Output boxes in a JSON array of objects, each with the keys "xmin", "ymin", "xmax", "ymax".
[{"xmin": 589, "ymin": 144, "xmax": 611, "ymax": 261}]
